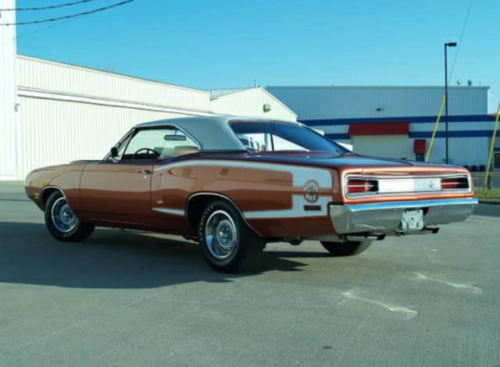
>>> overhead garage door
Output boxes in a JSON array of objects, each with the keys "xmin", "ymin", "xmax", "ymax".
[
  {"xmin": 352, "ymin": 135, "xmax": 412, "ymax": 160},
  {"xmin": 349, "ymin": 121, "xmax": 412, "ymax": 160}
]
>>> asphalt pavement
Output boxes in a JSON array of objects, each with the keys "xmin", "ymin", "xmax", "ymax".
[{"xmin": 0, "ymin": 182, "xmax": 499, "ymax": 367}]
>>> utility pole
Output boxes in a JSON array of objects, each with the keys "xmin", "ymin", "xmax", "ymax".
[{"xmin": 444, "ymin": 42, "xmax": 457, "ymax": 164}]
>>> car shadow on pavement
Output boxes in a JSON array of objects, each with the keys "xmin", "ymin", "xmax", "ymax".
[
  {"xmin": 0, "ymin": 222, "xmax": 309, "ymax": 290},
  {"xmin": 473, "ymin": 204, "xmax": 500, "ymax": 218}
]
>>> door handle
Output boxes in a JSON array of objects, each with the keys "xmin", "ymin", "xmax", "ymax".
[{"xmin": 136, "ymin": 169, "xmax": 151, "ymax": 175}]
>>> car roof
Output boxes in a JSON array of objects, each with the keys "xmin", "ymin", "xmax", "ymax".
[{"xmin": 134, "ymin": 115, "xmax": 302, "ymax": 151}]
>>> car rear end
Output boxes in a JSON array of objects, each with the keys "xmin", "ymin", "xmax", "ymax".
[{"xmin": 330, "ymin": 166, "xmax": 478, "ymax": 237}]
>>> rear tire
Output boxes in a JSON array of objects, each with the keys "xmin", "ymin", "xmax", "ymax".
[
  {"xmin": 198, "ymin": 200, "xmax": 264, "ymax": 273},
  {"xmin": 321, "ymin": 240, "xmax": 373, "ymax": 257},
  {"xmin": 45, "ymin": 191, "xmax": 95, "ymax": 242}
]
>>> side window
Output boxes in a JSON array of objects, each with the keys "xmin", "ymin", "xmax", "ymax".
[{"xmin": 122, "ymin": 127, "xmax": 200, "ymax": 160}]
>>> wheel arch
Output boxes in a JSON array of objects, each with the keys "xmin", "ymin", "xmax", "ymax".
[
  {"xmin": 185, "ymin": 192, "xmax": 262, "ymax": 237},
  {"xmin": 41, "ymin": 186, "xmax": 66, "ymax": 211}
]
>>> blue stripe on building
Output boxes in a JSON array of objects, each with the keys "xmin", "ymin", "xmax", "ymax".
[
  {"xmin": 410, "ymin": 130, "xmax": 499, "ymax": 138},
  {"xmin": 302, "ymin": 114, "xmax": 493, "ymax": 127},
  {"xmin": 326, "ymin": 130, "xmax": 500, "ymax": 140}
]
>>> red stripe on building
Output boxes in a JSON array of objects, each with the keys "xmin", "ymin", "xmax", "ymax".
[
  {"xmin": 348, "ymin": 121, "xmax": 410, "ymax": 136},
  {"xmin": 413, "ymin": 139, "xmax": 426, "ymax": 154}
]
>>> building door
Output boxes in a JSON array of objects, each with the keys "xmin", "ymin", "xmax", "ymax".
[{"xmin": 494, "ymin": 148, "xmax": 500, "ymax": 170}]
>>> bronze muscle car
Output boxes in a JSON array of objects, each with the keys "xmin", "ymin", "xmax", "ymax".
[{"xmin": 25, "ymin": 116, "xmax": 478, "ymax": 272}]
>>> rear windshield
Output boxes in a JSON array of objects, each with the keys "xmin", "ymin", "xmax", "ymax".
[{"xmin": 230, "ymin": 122, "xmax": 347, "ymax": 154}]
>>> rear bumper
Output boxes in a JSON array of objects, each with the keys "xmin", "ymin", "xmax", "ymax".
[{"xmin": 330, "ymin": 198, "xmax": 478, "ymax": 235}]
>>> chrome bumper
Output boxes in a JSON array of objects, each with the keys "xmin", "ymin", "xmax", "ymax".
[{"xmin": 330, "ymin": 198, "xmax": 478, "ymax": 235}]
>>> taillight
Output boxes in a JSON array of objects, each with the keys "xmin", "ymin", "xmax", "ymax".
[
  {"xmin": 441, "ymin": 177, "xmax": 469, "ymax": 190},
  {"xmin": 347, "ymin": 179, "xmax": 379, "ymax": 194}
]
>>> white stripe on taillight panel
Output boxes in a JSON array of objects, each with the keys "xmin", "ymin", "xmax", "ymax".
[{"xmin": 378, "ymin": 178, "xmax": 441, "ymax": 193}]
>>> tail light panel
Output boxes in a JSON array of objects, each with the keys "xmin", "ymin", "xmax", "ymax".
[{"xmin": 345, "ymin": 174, "xmax": 471, "ymax": 198}]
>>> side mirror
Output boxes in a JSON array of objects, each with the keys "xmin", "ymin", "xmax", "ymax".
[{"xmin": 110, "ymin": 147, "xmax": 118, "ymax": 158}]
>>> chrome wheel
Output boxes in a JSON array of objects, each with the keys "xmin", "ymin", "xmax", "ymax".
[
  {"xmin": 205, "ymin": 210, "xmax": 238, "ymax": 260},
  {"xmin": 51, "ymin": 197, "xmax": 78, "ymax": 233}
]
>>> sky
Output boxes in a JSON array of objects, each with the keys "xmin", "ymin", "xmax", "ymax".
[{"xmin": 11, "ymin": 0, "xmax": 500, "ymax": 112}]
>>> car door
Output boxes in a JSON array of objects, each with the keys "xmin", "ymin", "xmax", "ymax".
[
  {"xmin": 80, "ymin": 161, "xmax": 154, "ymax": 226},
  {"xmin": 80, "ymin": 127, "xmax": 169, "ymax": 226}
]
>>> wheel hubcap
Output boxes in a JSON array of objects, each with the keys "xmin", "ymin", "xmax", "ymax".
[
  {"xmin": 51, "ymin": 197, "xmax": 78, "ymax": 233},
  {"xmin": 205, "ymin": 210, "xmax": 237, "ymax": 260}
]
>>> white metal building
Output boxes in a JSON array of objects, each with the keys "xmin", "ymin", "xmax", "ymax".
[
  {"xmin": 0, "ymin": 0, "xmax": 296, "ymax": 181},
  {"xmin": 1, "ymin": 57, "xmax": 296, "ymax": 181},
  {"xmin": 267, "ymin": 86, "xmax": 499, "ymax": 170},
  {"xmin": 0, "ymin": 17, "xmax": 296, "ymax": 180}
]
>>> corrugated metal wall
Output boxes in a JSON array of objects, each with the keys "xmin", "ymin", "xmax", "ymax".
[
  {"xmin": 0, "ymin": 0, "xmax": 17, "ymax": 178},
  {"xmin": 266, "ymin": 86, "xmax": 488, "ymax": 120},
  {"xmin": 17, "ymin": 56, "xmax": 211, "ymax": 113},
  {"xmin": 352, "ymin": 136, "xmax": 413, "ymax": 160},
  {"xmin": 13, "ymin": 56, "xmax": 215, "ymax": 179},
  {"xmin": 16, "ymin": 97, "xmax": 186, "ymax": 178},
  {"xmin": 11, "ymin": 57, "xmax": 297, "ymax": 180}
]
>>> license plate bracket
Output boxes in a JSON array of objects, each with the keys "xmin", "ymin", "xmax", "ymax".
[{"xmin": 400, "ymin": 209, "xmax": 424, "ymax": 231}]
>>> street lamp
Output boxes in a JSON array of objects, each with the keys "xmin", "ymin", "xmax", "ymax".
[{"xmin": 444, "ymin": 42, "xmax": 457, "ymax": 164}]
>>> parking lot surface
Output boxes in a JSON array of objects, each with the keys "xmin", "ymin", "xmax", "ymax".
[{"xmin": 0, "ymin": 182, "xmax": 499, "ymax": 367}]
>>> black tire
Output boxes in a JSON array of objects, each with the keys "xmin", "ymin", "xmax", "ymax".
[
  {"xmin": 45, "ymin": 191, "xmax": 95, "ymax": 242},
  {"xmin": 321, "ymin": 240, "xmax": 373, "ymax": 257},
  {"xmin": 198, "ymin": 200, "xmax": 265, "ymax": 273}
]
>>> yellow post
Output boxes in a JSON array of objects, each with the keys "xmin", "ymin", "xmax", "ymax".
[
  {"xmin": 426, "ymin": 94, "xmax": 447, "ymax": 162},
  {"xmin": 483, "ymin": 100, "xmax": 500, "ymax": 194}
]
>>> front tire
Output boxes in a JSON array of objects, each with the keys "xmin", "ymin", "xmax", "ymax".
[
  {"xmin": 321, "ymin": 240, "xmax": 373, "ymax": 257},
  {"xmin": 199, "ymin": 200, "xmax": 264, "ymax": 273},
  {"xmin": 45, "ymin": 191, "xmax": 95, "ymax": 242}
]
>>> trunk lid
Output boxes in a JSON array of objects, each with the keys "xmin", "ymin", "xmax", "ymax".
[{"xmin": 242, "ymin": 151, "xmax": 459, "ymax": 174}]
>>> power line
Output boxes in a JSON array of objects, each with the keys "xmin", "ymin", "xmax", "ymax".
[
  {"xmin": 448, "ymin": 0, "xmax": 475, "ymax": 82},
  {"xmin": 0, "ymin": 0, "xmax": 140, "ymax": 26},
  {"xmin": 1, "ymin": 15, "xmax": 85, "ymax": 47},
  {"xmin": 0, "ymin": 0, "xmax": 101, "ymax": 12},
  {"xmin": 15, "ymin": 18, "xmax": 84, "ymax": 41}
]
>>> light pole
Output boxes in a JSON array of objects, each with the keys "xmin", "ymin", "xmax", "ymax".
[{"xmin": 444, "ymin": 42, "xmax": 457, "ymax": 164}]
